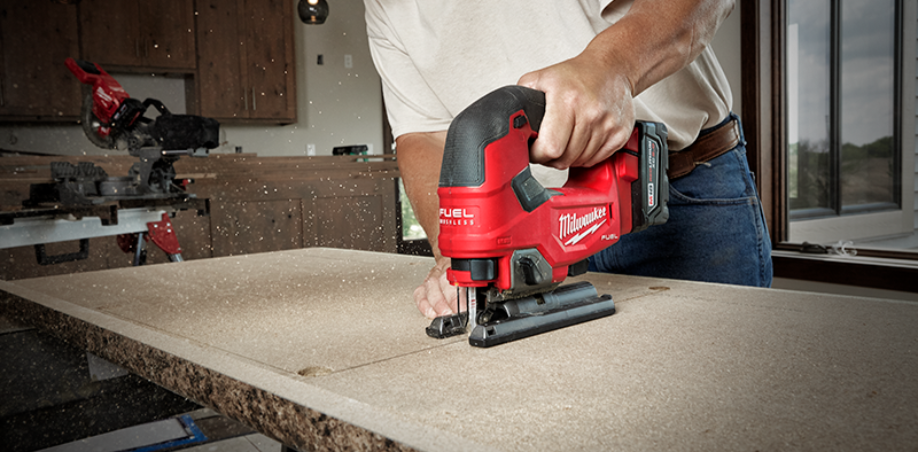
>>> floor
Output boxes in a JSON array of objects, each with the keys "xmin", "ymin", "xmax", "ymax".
[
  {"xmin": 1, "ymin": 315, "xmax": 285, "ymax": 452},
  {"xmin": 179, "ymin": 432, "xmax": 281, "ymax": 452},
  {"xmin": 179, "ymin": 408, "xmax": 282, "ymax": 452}
]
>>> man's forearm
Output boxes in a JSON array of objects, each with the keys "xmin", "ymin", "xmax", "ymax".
[
  {"xmin": 395, "ymin": 131, "xmax": 449, "ymax": 260},
  {"xmin": 592, "ymin": 0, "xmax": 735, "ymax": 96}
]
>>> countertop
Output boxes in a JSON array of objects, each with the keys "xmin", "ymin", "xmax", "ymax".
[{"xmin": 1, "ymin": 248, "xmax": 916, "ymax": 451}]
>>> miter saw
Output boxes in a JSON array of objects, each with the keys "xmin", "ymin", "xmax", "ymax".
[
  {"xmin": 427, "ymin": 86, "xmax": 669, "ymax": 347},
  {"xmin": 2, "ymin": 58, "xmax": 219, "ymax": 266},
  {"xmin": 24, "ymin": 57, "xmax": 220, "ymax": 205}
]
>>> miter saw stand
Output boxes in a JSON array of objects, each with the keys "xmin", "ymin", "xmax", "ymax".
[{"xmin": 0, "ymin": 157, "xmax": 211, "ymax": 267}]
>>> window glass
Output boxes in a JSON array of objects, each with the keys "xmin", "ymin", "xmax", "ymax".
[
  {"xmin": 787, "ymin": 0, "xmax": 832, "ymax": 215},
  {"xmin": 839, "ymin": 0, "xmax": 897, "ymax": 210},
  {"xmin": 784, "ymin": 0, "xmax": 915, "ymax": 253},
  {"xmin": 787, "ymin": 0, "xmax": 901, "ymax": 220},
  {"xmin": 398, "ymin": 178, "xmax": 427, "ymax": 240}
]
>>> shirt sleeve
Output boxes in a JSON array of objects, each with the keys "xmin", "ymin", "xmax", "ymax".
[{"xmin": 364, "ymin": 1, "xmax": 453, "ymax": 139}]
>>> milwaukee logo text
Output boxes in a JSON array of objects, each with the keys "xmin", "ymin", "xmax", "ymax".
[{"xmin": 559, "ymin": 207, "xmax": 607, "ymax": 246}]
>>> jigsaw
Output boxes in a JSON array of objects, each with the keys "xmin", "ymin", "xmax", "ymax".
[{"xmin": 426, "ymin": 86, "xmax": 669, "ymax": 347}]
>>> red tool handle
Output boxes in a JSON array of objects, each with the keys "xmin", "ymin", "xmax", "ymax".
[{"xmin": 65, "ymin": 57, "xmax": 130, "ymax": 125}]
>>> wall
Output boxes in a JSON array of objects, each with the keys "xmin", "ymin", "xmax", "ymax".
[
  {"xmin": 0, "ymin": 0, "xmax": 384, "ymax": 159},
  {"xmin": 220, "ymin": 0, "xmax": 384, "ymax": 157}
]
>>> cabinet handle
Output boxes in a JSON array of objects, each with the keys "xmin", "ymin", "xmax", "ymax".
[
  {"xmin": 136, "ymin": 39, "xmax": 140, "ymax": 58},
  {"xmin": 252, "ymin": 87, "xmax": 256, "ymax": 111},
  {"xmin": 244, "ymin": 88, "xmax": 248, "ymax": 111}
]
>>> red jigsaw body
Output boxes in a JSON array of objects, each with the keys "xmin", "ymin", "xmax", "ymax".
[
  {"xmin": 440, "ymin": 123, "xmax": 652, "ymax": 290},
  {"xmin": 426, "ymin": 86, "xmax": 667, "ymax": 347},
  {"xmin": 436, "ymin": 86, "xmax": 667, "ymax": 297}
]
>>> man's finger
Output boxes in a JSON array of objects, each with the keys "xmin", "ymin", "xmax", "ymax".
[
  {"xmin": 414, "ymin": 285, "xmax": 437, "ymax": 319},
  {"xmin": 530, "ymin": 95, "xmax": 573, "ymax": 167},
  {"xmin": 424, "ymin": 276, "xmax": 449, "ymax": 316},
  {"xmin": 574, "ymin": 128, "xmax": 607, "ymax": 167}
]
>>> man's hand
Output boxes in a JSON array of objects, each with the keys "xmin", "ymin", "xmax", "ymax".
[
  {"xmin": 518, "ymin": 52, "xmax": 636, "ymax": 170},
  {"xmin": 518, "ymin": 0, "xmax": 735, "ymax": 170},
  {"xmin": 395, "ymin": 131, "xmax": 461, "ymax": 318},
  {"xmin": 414, "ymin": 256, "xmax": 460, "ymax": 319}
]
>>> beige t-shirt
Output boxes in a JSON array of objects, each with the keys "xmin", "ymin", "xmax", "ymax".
[{"xmin": 365, "ymin": 0, "xmax": 733, "ymax": 185}]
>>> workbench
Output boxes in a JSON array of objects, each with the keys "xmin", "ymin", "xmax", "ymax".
[{"xmin": 1, "ymin": 248, "xmax": 916, "ymax": 451}]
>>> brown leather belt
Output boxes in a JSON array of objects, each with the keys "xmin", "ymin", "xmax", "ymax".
[{"xmin": 667, "ymin": 117, "xmax": 741, "ymax": 180}]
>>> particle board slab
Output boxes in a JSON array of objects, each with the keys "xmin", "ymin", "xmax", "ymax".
[{"xmin": 1, "ymin": 248, "xmax": 917, "ymax": 451}]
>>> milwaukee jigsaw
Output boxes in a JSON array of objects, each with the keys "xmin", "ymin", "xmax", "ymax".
[{"xmin": 426, "ymin": 86, "xmax": 669, "ymax": 347}]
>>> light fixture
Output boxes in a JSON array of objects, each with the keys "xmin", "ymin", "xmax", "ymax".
[{"xmin": 298, "ymin": 0, "xmax": 329, "ymax": 25}]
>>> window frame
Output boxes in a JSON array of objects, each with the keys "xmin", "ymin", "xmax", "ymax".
[
  {"xmin": 787, "ymin": 0, "xmax": 903, "ymax": 220},
  {"xmin": 741, "ymin": 0, "xmax": 918, "ymax": 293}
]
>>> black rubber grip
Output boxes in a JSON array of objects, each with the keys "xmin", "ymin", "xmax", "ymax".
[
  {"xmin": 439, "ymin": 86, "xmax": 545, "ymax": 187},
  {"xmin": 74, "ymin": 58, "xmax": 101, "ymax": 75}
]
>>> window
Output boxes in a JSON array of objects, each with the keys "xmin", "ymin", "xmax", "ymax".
[
  {"xmin": 785, "ymin": 0, "xmax": 916, "ymax": 251},
  {"xmin": 740, "ymin": 1, "xmax": 918, "ymax": 292},
  {"xmin": 398, "ymin": 178, "xmax": 427, "ymax": 240},
  {"xmin": 396, "ymin": 177, "xmax": 432, "ymax": 256}
]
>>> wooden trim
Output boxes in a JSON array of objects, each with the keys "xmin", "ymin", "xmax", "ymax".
[
  {"xmin": 740, "ymin": 0, "xmax": 786, "ymax": 245},
  {"xmin": 773, "ymin": 252, "xmax": 918, "ymax": 293}
]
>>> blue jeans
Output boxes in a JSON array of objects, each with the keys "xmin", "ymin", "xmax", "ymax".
[{"xmin": 589, "ymin": 114, "xmax": 773, "ymax": 287}]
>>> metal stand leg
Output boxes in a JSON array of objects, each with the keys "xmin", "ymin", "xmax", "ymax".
[{"xmin": 132, "ymin": 233, "xmax": 147, "ymax": 266}]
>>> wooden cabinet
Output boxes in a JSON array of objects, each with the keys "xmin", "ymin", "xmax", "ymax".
[
  {"xmin": 79, "ymin": 0, "xmax": 196, "ymax": 71},
  {"xmin": 196, "ymin": 0, "xmax": 297, "ymax": 122},
  {"xmin": 1, "ymin": 0, "xmax": 296, "ymax": 123},
  {"xmin": 0, "ymin": 1, "xmax": 81, "ymax": 120},
  {"xmin": 0, "ymin": 155, "xmax": 399, "ymax": 280}
]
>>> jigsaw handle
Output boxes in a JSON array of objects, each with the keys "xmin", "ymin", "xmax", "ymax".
[{"xmin": 439, "ymin": 85, "xmax": 545, "ymax": 188}]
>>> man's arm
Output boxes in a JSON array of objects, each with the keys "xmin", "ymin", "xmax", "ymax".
[
  {"xmin": 520, "ymin": 0, "xmax": 736, "ymax": 169},
  {"xmin": 396, "ymin": 0, "xmax": 734, "ymax": 319},
  {"xmin": 396, "ymin": 131, "xmax": 458, "ymax": 319}
]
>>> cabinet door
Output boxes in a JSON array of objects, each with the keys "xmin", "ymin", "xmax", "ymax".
[
  {"xmin": 79, "ymin": 0, "xmax": 142, "ymax": 68},
  {"xmin": 80, "ymin": 0, "xmax": 195, "ymax": 70},
  {"xmin": 140, "ymin": 0, "xmax": 196, "ymax": 69},
  {"xmin": 0, "ymin": 0, "xmax": 81, "ymax": 119},
  {"xmin": 195, "ymin": 0, "xmax": 249, "ymax": 118},
  {"xmin": 196, "ymin": 0, "xmax": 296, "ymax": 122},
  {"xmin": 242, "ymin": 0, "xmax": 296, "ymax": 121}
]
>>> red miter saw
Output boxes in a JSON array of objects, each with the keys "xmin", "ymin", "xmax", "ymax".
[
  {"xmin": 427, "ymin": 86, "xmax": 669, "ymax": 347},
  {"xmin": 9, "ymin": 59, "xmax": 219, "ymax": 267},
  {"xmin": 25, "ymin": 58, "xmax": 220, "ymax": 206},
  {"xmin": 65, "ymin": 57, "xmax": 218, "ymax": 154}
]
